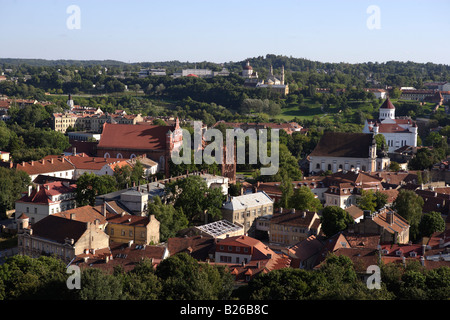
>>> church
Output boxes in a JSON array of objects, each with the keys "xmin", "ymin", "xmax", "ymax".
[
  {"xmin": 362, "ymin": 98, "xmax": 418, "ymax": 153},
  {"xmin": 308, "ymin": 132, "xmax": 390, "ymax": 175},
  {"xmin": 96, "ymin": 118, "xmax": 183, "ymax": 177},
  {"xmin": 241, "ymin": 61, "xmax": 289, "ymax": 95}
]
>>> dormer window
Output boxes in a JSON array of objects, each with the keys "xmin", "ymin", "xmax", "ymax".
[{"xmin": 396, "ymin": 250, "xmax": 402, "ymax": 256}]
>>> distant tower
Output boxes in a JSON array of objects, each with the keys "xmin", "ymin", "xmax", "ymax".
[
  {"xmin": 379, "ymin": 98, "xmax": 395, "ymax": 120},
  {"xmin": 269, "ymin": 65, "xmax": 273, "ymax": 76},
  {"xmin": 281, "ymin": 65, "xmax": 285, "ymax": 85},
  {"xmin": 67, "ymin": 94, "xmax": 74, "ymax": 111}
]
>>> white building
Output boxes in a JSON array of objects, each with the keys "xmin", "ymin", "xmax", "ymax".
[
  {"xmin": 362, "ymin": 98, "xmax": 418, "ymax": 153},
  {"xmin": 14, "ymin": 181, "xmax": 77, "ymax": 224},
  {"xmin": 308, "ymin": 132, "xmax": 389, "ymax": 174}
]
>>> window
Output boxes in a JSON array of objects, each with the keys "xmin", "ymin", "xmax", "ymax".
[
  {"xmin": 110, "ymin": 228, "xmax": 114, "ymax": 235},
  {"xmin": 121, "ymin": 230, "xmax": 126, "ymax": 236},
  {"xmin": 228, "ymin": 246, "xmax": 232, "ymax": 251},
  {"xmin": 244, "ymin": 247, "xmax": 249, "ymax": 253},
  {"xmin": 129, "ymin": 230, "xmax": 133, "ymax": 237}
]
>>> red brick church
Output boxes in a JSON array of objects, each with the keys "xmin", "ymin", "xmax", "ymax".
[{"xmin": 96, "ymin": 118, "xmax": 183, "ymax": 176}]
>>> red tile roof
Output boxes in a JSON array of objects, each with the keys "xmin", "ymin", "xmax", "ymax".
[
  {"xmin": 380, "ymin": 98, "xmax": 395, "ymax": 109},
  {"xmin": 16, "ymin": 181, "xmax": 76, "ymax": 204},
  {"xmin": 98, "ymin": 123, "xmax": 175, "ymax": 151},
  {"xmin": 310, "ymin": 132, "xmax": 375, "ymax": 158},
  {"xmin": 64, "ymin": 154, "xmax": 130, "ymax": 171},
  {"xmin": 16, "ymin": 157, "xmax": 74, "ymax": 176}
]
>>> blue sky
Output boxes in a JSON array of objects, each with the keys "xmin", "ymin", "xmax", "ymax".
[{"xmin": 1, "ymin": 0, "xmax": 449, "ymax": 64}]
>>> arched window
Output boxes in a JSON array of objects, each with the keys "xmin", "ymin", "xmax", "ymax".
[
  {"xmin": 104, "ymin": 152, "xmax": 110, "ymax": 158},
  {"xmin": 316, "ymin": 163, "xmax": 320, "ymax": 169},
  {"xmin": 130, "ymin": 154, "xmax": 136, "ymax": 159},
  {"xmin": 327, "ymin": 164, "xmax": 332, "ymax": 171},
  {"xmin": 116, "ymin": 153, "xmax": 123, "ymax": 159}
]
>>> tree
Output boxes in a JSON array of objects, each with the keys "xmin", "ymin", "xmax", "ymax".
[
  {"xmin": 166, "ymin": 175, "xmax": 225, "ymax": 223},
  {"xmin": 357, "ymin": 190, "xmax": 388, "ymax": 212},
  {"xmin": 148, "ymin": 196, "xmax": 189, "ymax": 242},
  {"xmin": 75, "ymin": 268, "xmax": 123, "ymax": 300},
  {"xmin": 0, "ymin": 167, "xmax": 31, "ymax": 217},
  {"xmin": 289, "ymin": 186, "xmax": 323, "ymax": 212},
  {"xmin": 389, "ymin": 161, "xmax": 401, "ymax": 172},
  {"xmin": 419, "ymin": 211, "xmax": 445, "ymax": 238},
  {"xmin": 76, "ymin": 173, "xmax": 118, "ymax": 206},
  {"xmin": 155, "ymin": 253, "xmax": 234, "ymax": 300},
  {"xmin": 279, "ymin": 173, "xmax": 294, "ymax": 209},
  {"xmin": 392, "ymin": 189, "xmax": 424, "ymax": 241},
  {"xmin": 320, "ymin": 206, "xmax": 354, "ymax": 237}
]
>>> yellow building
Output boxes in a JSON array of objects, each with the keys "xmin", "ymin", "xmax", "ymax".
[{"xmin": 105, "ymin": 211, "xmax": 160, "ymax": 245}]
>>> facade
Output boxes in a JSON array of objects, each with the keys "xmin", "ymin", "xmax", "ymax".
[
  {"xmin": 17, "ymin": 214, "xmax": 109, "ymax": 263},
  {"xmin": 255, "ymin": 65, "xmax": 289, "ymax": 95},
  {"xmin": 96, "ymin": 119, "xmax": 183, "ymax": 175},
  {"xmin": 308, "ymin": 132, "xmax": 387, "ymax": 174},
  {"xmin": 14, "ymin": 181, "xmax": 77, "ymax": 224},
  {"xmin": 348, "ymin": 208, "xmax": 410, "ymax": 244},
  {"xmin": 322, "ymin": 171, "xmax": 384, "ymax": 209},
  {"xmin": 267, "ymin": 209, "xmax": 322, "ymax": 246},
  {"xmin": 213, "ymin": 235, "xmax": 291, "ymax": 282},
  {"xmin": 363, "ymin": 98, "xmax": 418, "ymax": 153},
  {"xmin": 105, "ymin": 211, "xmax": 160, "ymax": 245},
  {"xmin": 15, "ymin": 157, "xmax": 75, "ymax": 182},
  {"xmin": 222, "ymin": 191, "xmax": 274, "ymax": 233},
  {"xmin": 63, "ymin": 154, "xmax": 131, "ymax": 179}
]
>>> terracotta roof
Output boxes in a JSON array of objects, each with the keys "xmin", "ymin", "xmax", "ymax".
[
  {"xmin": 379, "ymin": 98, "xmax": 395, "ymax": 110},
  {"xmin": 16, "ymin": 157, "xmax": 75, "ymax": 176},
  {"xmin": 342, "ymin": 232, "xmax": 381, "ymax": 249},
  {"xmin": 30, "ymin": 215, "xmax": 88, "ymax": 244},
  {"xmin": 379, "ymin": 189, "xmax": 399, "ymax": 203},
  {"xmin": 98, "ymin": 123, "xmax": 175, "ymax": 151},
  {"xmin": 16, "ymin": 181, "xmax": 76, "ymax": 204},
  {"xmin": 309, "ymin": 132, "xmax": 374, "ymax": 158},
  {"xmin": 64, "ymin": 154, "xmax": 130, "ymax": 171},
  {"xmin": 54, "ymin": 205, "xmax": 107, "ymax": 225},
  {"xmin": 270, "ymin": 210, "xmax": 319, "ymax": 228},
  {"xmin": 73, "ymin": 241, "xmax": 167, "ymax": 273},
  {"xmin": 328, "ymin": 247, "xmax": 379, "ymax": 272},
  {"xmin": 345, "ymin": 205, "xmax": 364, "ymax": 220},
  {"xmin": 167, "ymin": 235, "xmax": 215, "ymax": 261},
  {"xmin": 372, "ymin": 208, "xmax": 410, "ymax": 234},
  {"xmin": 105, "ymin": 211, "xmax": 150, "ymax": 227}
]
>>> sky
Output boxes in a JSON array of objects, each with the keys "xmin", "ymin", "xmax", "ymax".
[{"xmin": 1, "ymin": 0, "xmax": 449, "ymax": 65}]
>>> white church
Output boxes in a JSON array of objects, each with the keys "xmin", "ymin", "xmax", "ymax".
[{"xmin": 362, "ymin": 98, "xmax": 418, "ymax": 153}]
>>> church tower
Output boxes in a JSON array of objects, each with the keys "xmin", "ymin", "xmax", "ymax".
[
  {"xmin": 67, "ymin": 94, "xmax": 74, "ymax": 111},
  {"xmin": 379, "ymin": 98, "xmax": 395, "ymax": 120},
  {"xmin": 281, "ymin": 65, "xmax": 285, "ymax": 85}
]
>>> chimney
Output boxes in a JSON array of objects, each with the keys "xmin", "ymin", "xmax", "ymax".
[
  {"xmin": 386, "ymin": 211, "xmax": 394, "ymax": 225},
  {"xmin": 102, "ymin": 202, "xmax": 107, "ymax": 216},
  {"xmin": 28, "ymin": 185, "xmax": 32, "ymax": 197},
  {"xmin": 70, "ymin": 213, "xmax": 76, "ymax": 220}
]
